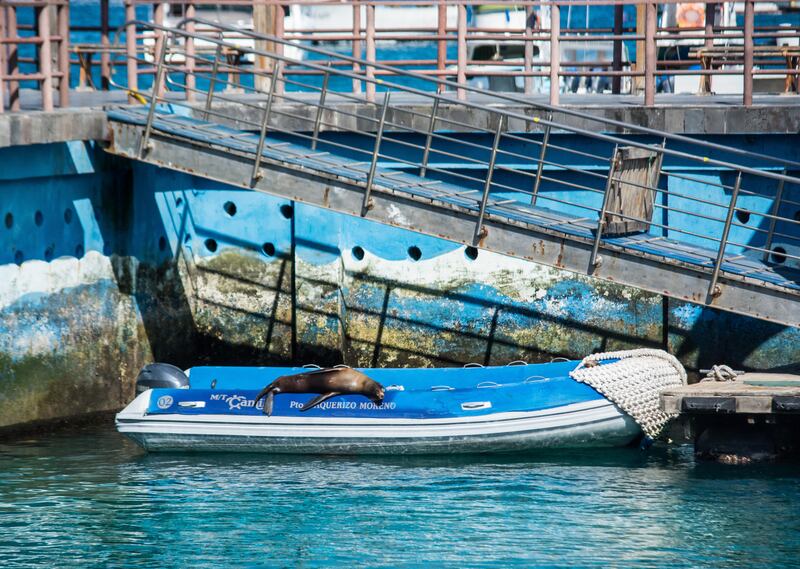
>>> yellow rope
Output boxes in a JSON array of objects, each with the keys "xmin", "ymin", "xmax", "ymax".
[{"xmin": 127, "ymin": 90, "xmax": 148, "ymax": 105}]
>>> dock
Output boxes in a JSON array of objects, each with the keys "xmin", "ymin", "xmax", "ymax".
[
  {"xmin": 661, "ymin": 374, "xmax": 800, "ymax": 461},
  {"xmin": 662, "ymin": 375, "xmax": 800, "ymax": 416}
]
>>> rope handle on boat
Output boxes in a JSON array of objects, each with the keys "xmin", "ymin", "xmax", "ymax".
[
  {"xmin": 524, "ymin": 375, "xmax": 548, "ymax": 384},
  {"xmin": 302, "ymin": 364, "xmax": 322, "ymax": 369},
  {"xmin": 506, "ymin": 360, "xmax": 528, "ymax": 366},
  {"xmin": 461, "ymin": 401, "xmax": 492, "ymax": 411},
  {"xmin": 477, "ymin": 381, "xmax": 501, "ymax": 389},
  {"xmin": 385, "ymin": 384, "xmax": 405, "ymax": 391},
  {"xmin": 333, "ymin": 364, "xmax": 351, "ymax": 369},
  {"xmin": 463, "ymin": 362, "xmax": 485, "ymax": 368},
  {"xmin": 550, "ymin": 357, "xmax": 570, "ymax": 363},
  {"xmin": 431, "ymin": 385, "xmax": 455, "ymax": 391}
]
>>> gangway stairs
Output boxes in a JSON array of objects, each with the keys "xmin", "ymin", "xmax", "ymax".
[{"xmin": 105, "ymin": 19, "xmax": 800, "ymax": 327}]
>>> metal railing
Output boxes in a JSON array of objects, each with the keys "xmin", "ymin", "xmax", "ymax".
[
  {"xmin": 121, "ymin": 0, "xmax": 800, "ymax": 107},
  {"xmin": 3, "ymin": 0, "xmax": 799, "ymax": 112},
  {"xmin": 0, "ymin": 0, "xmax": 70, "ymax": 112},
  {"xmin": 113, "ymin": 17, "xmax": 800, "ymax": 307}
]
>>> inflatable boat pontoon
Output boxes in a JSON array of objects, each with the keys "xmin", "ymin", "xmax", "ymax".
[{"xmin": 116, "ymin": 352, "xmax": 689, "ymax": 454}]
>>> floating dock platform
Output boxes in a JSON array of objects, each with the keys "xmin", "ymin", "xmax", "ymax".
[{"xmin": 661, "ymin": 375, "xmax": 800, "ymax": 461}]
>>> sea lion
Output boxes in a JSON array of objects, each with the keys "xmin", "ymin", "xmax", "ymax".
[{"xmin": 253, "ymin": 368, "xmax": 385, "ymax": 416}]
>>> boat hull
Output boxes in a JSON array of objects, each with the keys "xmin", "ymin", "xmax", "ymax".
[{"xmin": 117, "ymin": 396, "xmax": 640, "ymax": 455}]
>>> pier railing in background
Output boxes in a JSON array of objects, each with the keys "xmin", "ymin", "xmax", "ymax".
[
  {"xmin": 0, "ymin": 0, "xmax": 70, "ymax": 112},
  {"xmin": 2, "ymin": 0, "xmax": 799, "ymax": 112},
  {"xmin": 106, "ymin": 18, "xmax": 800, "ymax": 323},
  {"xmin": 119, "ymin": 0, "xmax": 800, "ymax": 107}
]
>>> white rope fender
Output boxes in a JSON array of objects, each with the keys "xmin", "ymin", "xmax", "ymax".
[{"xmin": 569, "ymin": 349, "xmax": 687, "ymax": 440}]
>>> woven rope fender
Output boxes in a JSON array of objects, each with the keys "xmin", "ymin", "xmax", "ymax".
[{"xmin": 569, "ymin": 349, "xmax": 687, "ymax": 440}]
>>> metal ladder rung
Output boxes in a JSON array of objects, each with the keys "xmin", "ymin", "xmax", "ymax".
[
  {"xmin": 389, "ymin": 179, "xmax": 445, "ymax": 192},
  {"xmin": 658, "ymin": 241, "xmax": 716, "ymax": 263},
  {"xmin": 333, "ymin": 162, "xmax": 372, "ymax": 181},
  {"xmin": 619, "ymin": 235, "xmax": 666, "ymax": 246},
  {"xmin": 700, "ymin": 253, "xmax": 746, "ymax": 268},
  {"xmin": 738, "ymin": 266, "xmax": 777, "ymax": 277},
  {"xmin": 306, "ymin": 155, "xmax": 348, "ymax": 168},
  {"xmin": 720, "ymin": 255, "xmax": 766, "ymax": 272},
  {"xmin": 176, "ymin": 122, "xmax": 261, "ymax": 145},
  {"xmin": 292, "ymin": 151, "xmax": 331, "ymax": 160},
  {"xmin": 195, "ymin": 124, "xmax": 256, "ymax": 138},
  {"xmin": 229, "ymin": 132, "xmax": 262, "ymax": 141},
  {"xmin": 387, "ymin": 177, "xmax": 443, "ymax": 187},
  {"xmin": 377, "ymin": 170, "xmax": 406, "ymax": 179},
  {"xmin": 539, "ymin": 216, "xmax": 593, "ymax": 229},
  {"xmin": 488, "ymin": 199, "xmax": 517, "ymax": 207},
  {"xmin": 252, "ymin": 142, "xmax": 292, "ymax": 160},
  {"xmin": 394, "ymin": 184, "xmax": 444, "ymax": 193},
  {"xmin": 398, "ymin": 180, "xmax": 446, "ymax": 192},
  {"xmin": 430, "ymin": 188, "xmax": 480, "ymax": 200}
]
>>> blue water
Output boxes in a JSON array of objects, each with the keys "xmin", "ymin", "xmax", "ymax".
[{"xmin": 2, "ymin": 425, "xmax": 800, "ymax": 568}]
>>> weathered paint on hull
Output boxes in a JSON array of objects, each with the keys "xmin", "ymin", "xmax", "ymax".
[{"xmin": 0, "ymin": 254, "xmax": 151, "ymax": 428}]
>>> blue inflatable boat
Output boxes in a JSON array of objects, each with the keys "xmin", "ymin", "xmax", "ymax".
[{"xmin": 116, "ymin": 358, "xmax": 649, "ymax": 454}]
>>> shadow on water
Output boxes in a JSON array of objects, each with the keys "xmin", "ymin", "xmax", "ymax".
[
  {"xmin": 130, "ymin": 444, "xmax": 794, "ymax": 476},
  {"xmin": 9, "ymin": 424, "xmax": 800, "ymax": 484},
  {"xmin": 131, "ymin": 446, "xmax": 660, "ymax": 470}
]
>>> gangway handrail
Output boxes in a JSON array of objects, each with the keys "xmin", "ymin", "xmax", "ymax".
[{"xmin": 111, "ymin": 17, "xmax": 800, "ymax": 238}]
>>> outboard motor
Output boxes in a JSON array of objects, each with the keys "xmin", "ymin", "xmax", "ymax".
[{"xmin": 135, "ymin": 363, "xmax": 190, "ymax": 395}]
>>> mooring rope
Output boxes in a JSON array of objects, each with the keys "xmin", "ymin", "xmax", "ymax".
[
  {"xmin": 701, "ymin": 364, "xmax": 740, "ymax": 382},
  {"xmin": 569, "ymin": 349, "xmax": 687, "ymax": 440}
]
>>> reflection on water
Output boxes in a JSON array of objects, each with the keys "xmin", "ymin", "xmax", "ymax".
[{"xmin": 1, "ymin": 425, "xmax": 799, "ymax": 568}]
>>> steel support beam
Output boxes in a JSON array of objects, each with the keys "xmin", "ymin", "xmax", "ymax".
[
  {"xmin": 549, "ymin": 2, "xmax": 560, "ymax": 105},
  {"xmin": 743, "ymin": 0, "xmax": 754, "ymax": 106}
]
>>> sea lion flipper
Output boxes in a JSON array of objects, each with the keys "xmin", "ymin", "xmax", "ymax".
[
  {"xmin": 300, "ymin": 392, "xmax": 340, "ymax": 412},
  {"xmin": 253, "ymin": 380, "xmax": 276, "ymax": 406},
  {"xmin": 263, "ymin": 390, "xmax": 275, "ymax": 416},
  {"xmin": 254, "ymin": 382, "xmax": 280, "ymax": 416}
]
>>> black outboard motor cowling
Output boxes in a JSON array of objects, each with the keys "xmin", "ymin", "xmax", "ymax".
[{"xmin": 136, "ymin": 363, "xmax": 190, "ymax": 395}]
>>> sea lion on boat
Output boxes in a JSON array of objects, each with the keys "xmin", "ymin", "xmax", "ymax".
[{"xmin": 253, "ymin": 368, "xmax": 385, "ymax": 416}]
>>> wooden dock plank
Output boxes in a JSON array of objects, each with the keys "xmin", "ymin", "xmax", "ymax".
[{"xmin": 661, "ymin": 374, "xmax": 800, "ymax": 415}]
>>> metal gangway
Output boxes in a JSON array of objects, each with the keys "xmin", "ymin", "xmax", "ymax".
[{"xmin": 104, "ymin": 19, "xmax": 800, "ymax": 327}]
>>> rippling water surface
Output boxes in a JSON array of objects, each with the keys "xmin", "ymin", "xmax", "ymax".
[{"xmin": 2, "ymin": 426, "xmax": 800, "ymax": 568}]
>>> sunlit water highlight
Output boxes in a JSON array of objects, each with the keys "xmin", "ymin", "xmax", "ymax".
[{"xmin": 1, "ymin": 426, "xmax": 800, "ymax": 568}]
